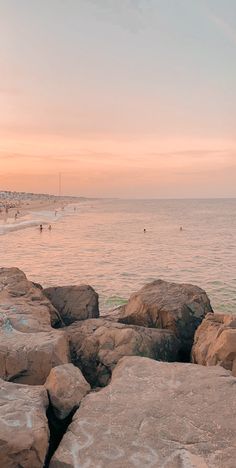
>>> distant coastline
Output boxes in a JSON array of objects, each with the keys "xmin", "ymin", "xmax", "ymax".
[{"xmin": 0, "ymin": 190, "xmax": 89, "ymax": 235}]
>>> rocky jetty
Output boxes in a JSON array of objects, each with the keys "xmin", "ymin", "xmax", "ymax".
[{"xmin": 0, "ymin": 267, "xmax": 236, "ymax": 467}]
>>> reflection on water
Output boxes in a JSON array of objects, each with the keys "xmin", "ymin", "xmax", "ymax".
[{"xmin": 1, "ymin": 199, "xmax": 236, "ymax": 314}]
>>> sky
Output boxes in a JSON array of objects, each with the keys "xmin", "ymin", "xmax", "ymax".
[{"xmin": 0, "ymin": 0, "xmax": 236, "ymax": 198}]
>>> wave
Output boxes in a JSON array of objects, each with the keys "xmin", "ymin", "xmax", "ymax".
[{"xmin": 0, "ymin": 209, "xmax": 64, "ymax": 236}]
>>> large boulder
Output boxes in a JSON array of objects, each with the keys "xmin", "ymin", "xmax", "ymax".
[
  {"xmin": 0, "ymin": 378, "xmax": 49, "ymax": 468},
  {"xmin": 51, "ymin": 356, "xmax": 236, "ymax": 468},
  {"xmin": 111, "ymin": 279, "xmax": 213, "ymax": 359},
  {"xmin": 43, "ymin": 285, "xmax": 99, "ymax": 325},
  {"xmin": 0, "ymin": 267, "xmax": 63, "ymax": 329},
  {"xmin": 0, "ymin": 327, "xmax": 69, "ymax": 385},
  {"xmin": 66, "ymin": 318, "xmax": 180, "ymax": 386},
  {"xmin": 45, "ymin": 364, "xmax": 91, "ymax": 420},
  {"xmin": 192, "ymin": 313, "xmax": 236, "ymax": 375},
  {"xmin": 0, "ymin": 267, "xmax": 69, "ymax": 384}
]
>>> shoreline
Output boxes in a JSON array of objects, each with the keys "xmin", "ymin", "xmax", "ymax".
[{"xmin": 0, "ymin": 191, "xmax": 87, "ymax": 234}]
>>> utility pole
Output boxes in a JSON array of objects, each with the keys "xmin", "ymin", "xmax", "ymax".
[{"xmin": 59, "ymin": 172, "xmax": 62, "ymax": 197}]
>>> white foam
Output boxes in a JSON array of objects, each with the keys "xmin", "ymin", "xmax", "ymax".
[{"xmin": 0, "ymin": 209, "xmax": 64, "ymax": 236}]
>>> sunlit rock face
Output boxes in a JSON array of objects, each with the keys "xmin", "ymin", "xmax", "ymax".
[
  {"xmin": 45, "ymin": 363, "xmax": 91, "ymax": 420},
  {"xmin": 192, "ymin": 312, "xmax": 236, "ymax": 375},
  {"xmin": 0, "ymin": 267, "xmax": 69, "ymax": 384}
]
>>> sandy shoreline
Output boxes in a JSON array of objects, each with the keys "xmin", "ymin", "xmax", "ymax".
[{"xmin": 0, "ymin": 192, "xmax": 84, "ymax": 224}]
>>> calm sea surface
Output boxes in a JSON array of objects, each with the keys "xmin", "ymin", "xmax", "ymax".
[{"xmin": 1, "ymin": 199, "xmax": 236, "ymax": 314}]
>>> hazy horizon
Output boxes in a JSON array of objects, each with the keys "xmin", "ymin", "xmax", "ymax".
[
  {"xmin": 2, "ymin": 188, "xmax": 236, "ymax": 202},
  {"xmin": 1, "ymin": 0, "xmax": 235, "ymax": 198}
]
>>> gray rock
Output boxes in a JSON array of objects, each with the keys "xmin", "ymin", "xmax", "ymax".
[
  {"xmin": 66, "ymin": 318, "xmax": 180, "ymax": 386},
  {"xmin": 112, "ymin": 279, "xmax": 213, "ymax": 359},
  {"xmin": 50, "ymin": 356, "xmax": 236, "ymax": 468},
  {"xmin": 44, "ymin": 285, "xmax": 99, "ymax": 325}
]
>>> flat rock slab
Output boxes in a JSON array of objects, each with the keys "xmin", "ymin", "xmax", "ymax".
[
  {"xmin": 192, "ymin": 313, "xmax": 236, "ymax": 375},
  {"xmin": 0, "ymin": 267, "xmax": 69, "ymax": 384},
  {"xmin": 113, "ymin": 279, "xmax": 213, "ymax": 358},
  {"xmin": 43, "ymin": 285, "xmax": 99, "ymax": 325},
  {"xmin": 51, "ymin": 356, "xmax": 236, "ymax": 468},
  {"xmin": 0, "ymin": 379, "xmax": 49, "ymax": 468},
  {"xmin": 66, "ymin": 318, "xmax": 180, "ymax": 386}
]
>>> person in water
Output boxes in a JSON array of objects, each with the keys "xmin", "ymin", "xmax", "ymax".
[
  {"xmin": 144, "ymin": 228, "xmax": 146, "ymax": 233},
  {"xmin": 180, "ymin": 226, "xmax": 183, "ymax": 231},
  {"xmin": 39, "ymin": 224, "xmax": 43, "ymax": 231},
  {"xmin": 48, "ymin": 224, "xmax": 52, "ymax": 230}
]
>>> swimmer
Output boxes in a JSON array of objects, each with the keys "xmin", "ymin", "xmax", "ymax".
[
  {"xmin": 144, "ymin": 228, "xmax": 146, "ymax": 233},
  {"xmin": 39, "ymin": 224, "xmax": 43, "ymax": 232}
]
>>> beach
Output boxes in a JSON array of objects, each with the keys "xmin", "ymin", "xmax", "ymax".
[{"xmin": 0, "ymin": 190, "xmax": 84, "ymax": 223}]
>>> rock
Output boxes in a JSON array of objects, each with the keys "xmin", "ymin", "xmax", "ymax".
[
  {"xmin": 43, "ymin": 285, "xmax": 99, "ymax": 325},
  {"xmin": 0, "ymin": 378, "xmax": 49, "ymax": 467},
  {"xmin": 0, "ymin": 267, "xmax": 63, "ymax": 329},
  {"xmin": 50, "ymin": 356, "xmax": 236, "ymax": 468},
  {"xmin": 192, "ymin": 313, "xmax": 236, "ymax": 375},
  {"xmin": 66, "ymin": 318, "xmax": 180, "ymax": 386},
  {"xmin": 0, "ymin": 329, "xmax": 69, "ymax": 385},
  {"xmin": 0, "ymin": 267, "xmax": 69, "ymax": 384},
  {"xmin": 112, "ymin": 279, "xmax": 213, "ymax": 359},
  {"xmin": 32, "ymin": 281, "xmax": 43, "ymax": 290},
  {"xmin": 45, "ymin": 364, "xmax": 91, "ymax": 419}
]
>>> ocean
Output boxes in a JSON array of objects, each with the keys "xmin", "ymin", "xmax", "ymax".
[{"xmin": 1, "ymin": 198, "xmax": 236, "ymax": 314}]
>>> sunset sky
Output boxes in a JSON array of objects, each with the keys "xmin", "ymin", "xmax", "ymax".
[{"xmin": 0, "ymin": 0, "xmax": 236, "ymax": 198}]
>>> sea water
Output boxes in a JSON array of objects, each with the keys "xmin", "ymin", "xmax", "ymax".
[{"xmin": 1, "ymin": 198, "xmax": 236, "ymax": 314}]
